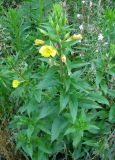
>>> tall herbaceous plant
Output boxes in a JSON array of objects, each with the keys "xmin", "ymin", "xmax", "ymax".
[{"xmin": 10, "ymin": 3, "xmax": 113, "ymax": 160}]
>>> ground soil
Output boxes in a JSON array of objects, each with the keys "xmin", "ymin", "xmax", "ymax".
[{"xmin": 0, "ymin": 129, "xmax": 24, "ymax": 160}]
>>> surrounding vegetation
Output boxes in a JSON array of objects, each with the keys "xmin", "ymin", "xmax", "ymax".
[{"xmin": 0, "ymin": 0, "xmax": 115, "ymax": 160}]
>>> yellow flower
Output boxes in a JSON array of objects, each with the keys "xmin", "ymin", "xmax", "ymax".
[
  {"xmin": 71, "ymin": 34, "xmax": 83, "ymax": 40},
  {"xmin": 34, "ymin": 39, "xmax": 45, "ymax": 45},
  {"xmin": 12, "ymin": 80, "xmax": 20, "ymax": 88},
  {"xmin": 61, "ymin": 55, "xmax": 66, "ymax": 63},
  {"xmin": 39, "ymin": 45, "xmax": 57, "ymax": 57}
]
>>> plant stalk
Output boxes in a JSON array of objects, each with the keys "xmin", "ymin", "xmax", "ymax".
[{"xmin": 39, "ymin": 0, "xmax": 43, "ymax": 24}]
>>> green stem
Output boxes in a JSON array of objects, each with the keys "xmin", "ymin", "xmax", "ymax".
[
  {"xmin": 8, "ymin": 62, "xmax": 26, "ymax": 81},
  {"xmin": 39, "ymin": 0, "xmax": 43, "ymax": 24}
]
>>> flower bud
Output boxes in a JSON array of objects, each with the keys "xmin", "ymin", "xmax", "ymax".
[
  {"xmin": 64, "ymin": 32, "xmax": 70, "ymax": 40},
  {"xmin": 71, "ymin": 34, "xmax": 83, "ymax": 40},
  {"xmin": 49, "ymin": 16, "xmax": 54, "ymax": 27},
  {"xmin": 61, "ymin": 55, "xmax": 66, "ymax": 63},
  {"xmin": 34, "ymin": 39, "xmax": 45, "ymax": 45},
  {"xmin": 39, "ymin": 28, "xmax": 48, "ymax": 36},
  {"xmin": 66, "ymin": 34, "xmax": 83, "ymax": 42},
  {"xmin": 56, "ymin": 24, "xmax": 60, "ymax": 34}
]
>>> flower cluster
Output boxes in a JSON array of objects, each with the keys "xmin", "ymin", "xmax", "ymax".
[
  {"xmin": 34, "ymin": 33, "xmax": 82, "ymax": 58},
  {"xmin": 12, "ymin": 33, "xmax": 83, "ymax": 88}
]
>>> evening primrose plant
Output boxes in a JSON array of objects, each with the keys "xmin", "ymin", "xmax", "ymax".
[{"xmin": 9, "ymin": 3, "xmax": 113, "ymax": 160}]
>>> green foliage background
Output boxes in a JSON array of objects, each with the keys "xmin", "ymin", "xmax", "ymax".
[{"xmin": 0, "ymin": 0, "xmax": 115, "ymax": 160}]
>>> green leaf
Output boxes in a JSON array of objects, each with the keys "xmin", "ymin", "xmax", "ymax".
[
  {"xmin": 23, "ymin": 144, "xmax": 33, "ymax": 158},
  {"xmin": 70, "ymin": 70, "xmax": 82, "ymax": 78},
  {"xmin": 24, "ymin": 101, "xmax": 37, "ymax": 115},
  {"xmin": 38, "ymin": 78, "xmax": 58, "ymax": 89},
  {"xmin": 38, "ymin": 123, "xmax": 50, "ymax": 135},
  {"xmin": 18, "ymin": 101, "xmax": 37, "ymax": 115},
  {"xmin": 37, "ymin": 68, "xmax": 59, "ymax": 90},
  {"xmin": 79, "ymin": 99, "xmax": 101, "ymax": 109},
  {"xmin": 27, "ymin": 125, "xmax": 34, "ymax": 139},
  {"xmin": 108, "ymin": 89, "xmax": 115, "ymax": 97},
  {"xmin": 37, "ymin": 152, "xmax": 48, "ymax": 160},
  {"xmin": 108, "ymin": 67, "xmax": 115, "ymax": 76},
  {"xmin": 51, "ymin": 117, "xmax": 67, "ymax": 142},
  {"xmin": 11, "ymin": 87, "xmax": 24, "ymax": 98},
  {"xmin": 72, "ymin": 78, "xmax": 91, "ymax": 92},
  {"xmin": 69, "ymin": 94, "xmax": 78, "ymax": 123},
  {"xmin": 80, "ymin": 109, "xmax": 87, "ymax": 121},
  {"xmin": 60, "ymin": 92, "xmax": 69, "ymax": 112},
  {"xmin": 71, "ymin": 62, "xmax": 90, "ymax": 69},
  {"xmin": 83, "ymin": 140, "xmax": 99, "ymax": 147},
  {"xmin": 16, "ymin": 141, "xmax": 22, "ymax": 151},
  {"xmin": 38, "ymin": 58, "xmax": 49, "ymax": 63},
  {"xmin": 34, "ymin": 90, "xmax": 42, "ymax": 103},
  {"xmin": 37, "ymin": 138, "xmax": 51, "ymax": 154},
  {"xmin": 89, "ymin": 92, "xmax": 109, "ymax": 105},
  {"xmin": 109, "ymin": 104, "xmax": 115, "ymax": 123},
  {"xmin": 100, "ymin": 81, "xmax": 108, "ymax": 94},
  {"xmin": 73, "ymin": 130, "xmax": 83, "ymax": 147},
  {"xmin": 39, "ymin": 103, "xmax": 56, "ymax": 119},
  {"xmin": 110, "ymin": 43, "xmax": 115, "ymax": 56},
  {"xmin": 64, "ymin": 77, "xmax": 71, "ymax": 92},
  {"xmin": 96, "ymin": 71, "xmax": 103, "ymax": 86},
  {"xmin": 87, "ymin": 125, "xmax": 100, "ymax": 133},
  {"xmin": 64, "ymin": 127, "xmax": 76, "ymax": 135}
]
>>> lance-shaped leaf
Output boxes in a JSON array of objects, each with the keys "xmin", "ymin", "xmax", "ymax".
[
  {"xmin": 51, "ymin": 117, "xmax": 67, "ymax": 142},
  {"xmin": 69, "ymin": 94, "xmax": 78, "ymax": 123},
  {"xmin": 60, "ymin": 91, "xmax": 69, "ymax": 112}
]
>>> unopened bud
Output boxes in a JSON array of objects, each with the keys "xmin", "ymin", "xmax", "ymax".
[
  {"xmin": 56, "ymin": 24, "xmax": 60, "ymax": 34},
  {"xmin": 61, "ymin": 55, "xmax": 66, "ymax": 63},
  {"xmin": 64, "ymin": 32, "xmax": 70, "ymax": 40},
  {"xmin": 34, "ymin": 39, "xmax": 45, "ymax": 45},
  {"xmin": 72, "ymin": 34, "xmax": 83, "ymax": 40},
  {"xmin": 49, "ymin": 16, "xmax": 54, "ymax": 27},
  {"xmin": 39, "ymin": 28, "xmax": 48, "ymax": 36},
  {"xmin": 66, "ymin": 34, "xmax": 83, "ymax": 42}
]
